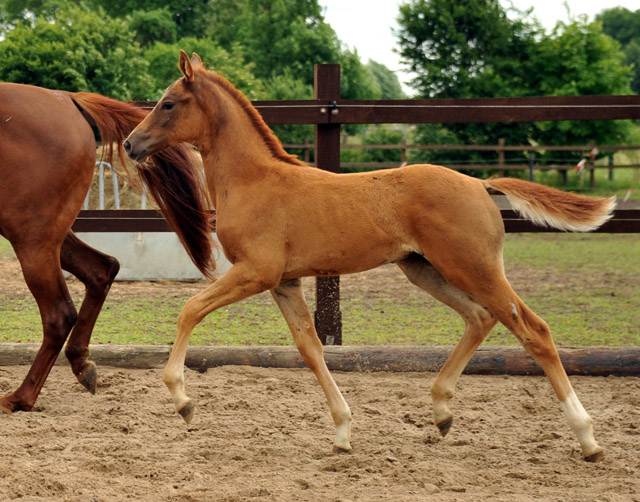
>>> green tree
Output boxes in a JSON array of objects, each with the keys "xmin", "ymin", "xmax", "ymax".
[
  {"xmin": 129, "ymin": 7, "xmax": 177, "ymax": 48},
  {"xmin": 86, "ymin": 0, "xmax": 211, "ymax": 39},
  {"xmin": 0, "ymin": 2, "xmax": 153, "ymax": 99},
  {"xmin": 367, "ymin": 60, "xmax": 406, "ymax": 100},
  {"xmin": 234, "ymin": 0, "xmax": 338, "ymax": 84},
  {"xmin": 530, "ymin": 18, "xmax": 633, "ymax": 150},
  {"xmin": 397, "ymin": 0, "xmax": 540, "ymax": 99},
  {"xmin": 396, "ymin": 0, "xmax": 539, "ymax": 164},
  {"xmin": 396, "ymin": 0, "xmax": 633, "ymax": 167},
  {"xmin": 598, "ymin": 7, "xmax": 640, "ymax": 94}
]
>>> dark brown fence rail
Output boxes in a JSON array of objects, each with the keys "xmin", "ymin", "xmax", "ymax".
[
  {"xmin": 83, "ymin": 64, "xmax": 640, "ymax": 345},
  {"xmin": 72, "ymin": 208, "xmax": 640, "ymax": 234}
]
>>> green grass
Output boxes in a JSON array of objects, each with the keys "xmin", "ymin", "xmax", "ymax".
[
  {"xmin": 0, "ymin": 238, "xmax": 14, "ymax": 258},
  {"xmin": 1, "ymin": 234, "xmax": 638, "ymax": 347}
]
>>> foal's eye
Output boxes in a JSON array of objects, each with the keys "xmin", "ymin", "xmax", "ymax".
[{"xmin": 161, "ymin": 102, "xmax": 174, "ymax": 111}]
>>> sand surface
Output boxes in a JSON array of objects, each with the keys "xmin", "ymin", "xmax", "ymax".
[{"xmin": 0, "ymin": 364, "xmax": 638, "ymax": 501}]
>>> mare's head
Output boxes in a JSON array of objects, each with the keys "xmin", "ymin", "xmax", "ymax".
[{"xmin": 125, "ymin": 50, "xmax": 213, "ymax": 162}]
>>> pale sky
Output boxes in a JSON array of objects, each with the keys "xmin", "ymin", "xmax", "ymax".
[{"xmin": 319, "ymin": 0, "xmax": 639, "ymax": 94}]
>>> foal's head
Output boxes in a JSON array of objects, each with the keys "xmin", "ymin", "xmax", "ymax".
[{"xmin": 125, "ymin": 50, "xmax": 215, "ymax": 162}]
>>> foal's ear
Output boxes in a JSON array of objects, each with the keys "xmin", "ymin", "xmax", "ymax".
[
  {"xmin": 179, "ymin": 49, "xmax": 195, "ymax": 83},
  {"xmin": 190, "ymin": 52, "xmax": 204, "ymax": 68}
]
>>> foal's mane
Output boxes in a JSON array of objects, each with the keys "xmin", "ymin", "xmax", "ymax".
[{"xmin": 199, "ymin": 70, "xmax": 305, "ymax": 167}]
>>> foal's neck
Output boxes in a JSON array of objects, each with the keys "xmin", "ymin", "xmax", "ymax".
[{"xmin": 200, "ymin": 74, "xmax": 303, "ymax": 187}]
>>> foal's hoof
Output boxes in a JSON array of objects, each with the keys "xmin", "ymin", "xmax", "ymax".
[
  {"xmin": 332, "ymin": 445, "xmax": 352, "ymax": 454},
  {"xmin": 78, "ymin": 362, "xmax": 97, "ymax": 395},
  {"xmin": 436, "ymin": 417, "xmax": 453, "ymax": 437},
  {"xmin": 584, "ymin": 450, "xmax": 604, "ymax": 463},
  {"xmin": 177, "ymin": 400, "xmax": 195, "ymax": 425}
]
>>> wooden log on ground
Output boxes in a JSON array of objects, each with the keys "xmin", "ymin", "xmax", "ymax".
[{"xmin": 0, "ymin": 344, "xmax": 637, "ymax": 376}]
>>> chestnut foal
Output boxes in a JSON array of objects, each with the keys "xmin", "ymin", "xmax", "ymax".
[{"xmin": 125, "ymin": 51, "xmax": 615, "ymax": 461}]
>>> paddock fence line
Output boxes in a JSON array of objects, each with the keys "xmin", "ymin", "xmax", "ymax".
[
  {"xmin": 80, "ymin": 63, "xmax": 640, "ymax": 346},
  {"xmin": 281, "ymin": 140, "xmax": 640, "ymax": 188}
]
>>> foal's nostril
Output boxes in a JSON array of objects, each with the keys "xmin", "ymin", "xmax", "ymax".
[{"xmin": 123, "ymin": 140, "xmax": 132, "ymax": 155}]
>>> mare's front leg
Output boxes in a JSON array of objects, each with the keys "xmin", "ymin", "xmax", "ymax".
[
  {"xmin": 163, "ymin": 263, "xmax": 276, "ymax": 423},
  {"xmin": 271, "ymin": 279, "xmax": 352, "ymax": 452},
  {"xmin": 60, "ymin": 232, "xmax": 120, "ymax": 394}
]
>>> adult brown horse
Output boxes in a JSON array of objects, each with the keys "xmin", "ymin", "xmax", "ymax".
[
  {"xmin": 0, "ymin": 82, "xmax": 214, "ymax": 414},
  {"xmin": 125, "ymin": 51, "xmax": 615, "ymax": 462}
]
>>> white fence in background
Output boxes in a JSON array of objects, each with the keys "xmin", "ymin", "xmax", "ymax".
[{"xmin": 76, "ymin": 163, "xmax": 230, "ymax": 281}]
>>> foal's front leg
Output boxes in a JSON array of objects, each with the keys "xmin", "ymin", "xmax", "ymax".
[
  {"xmin": 270, "ymin": 279, "xmax": 352, "ymax": 452},
  {"xmin": 163, "ymin": 264, "xmax": 273, "ymax": 423}
]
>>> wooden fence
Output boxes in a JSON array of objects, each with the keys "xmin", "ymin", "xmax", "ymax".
[
  {"xmin": 81, "ymin": 64, "xmax": 640, "ymax": 346},
  {"xmin": 284, "ymin": 139, "xmax": 640, "ymax": 185}
]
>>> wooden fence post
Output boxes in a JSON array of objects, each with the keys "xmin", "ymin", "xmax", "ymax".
[
  {"xmin": 608, "ymin": 154, "xmax": 614, "ymax": 181},
  {"xmin": 314, "ymin": 64, "xmax": 342, "ymax": 346},
  {"xmin": 303, "ymin": 137, "xmax": 311, "ymax": 164},
  {"xmin": 588, "ymin": 140, "xmax": 596, "ymax": 190},
  {"xmin": 528, "ymin": 152, "xmax": 535, "ymax": 181}
]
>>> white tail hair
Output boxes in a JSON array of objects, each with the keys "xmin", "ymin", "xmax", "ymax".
[{"xmin": 484, "ymin": 178, "xmax": 615, "ymax": 232}]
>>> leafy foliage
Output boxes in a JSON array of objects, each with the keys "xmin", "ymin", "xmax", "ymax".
[
  {"xmin": 367, "ymin": 60, "xmax": 406, "ymax": 100},
  {"xmin": 598, "ymin": 6, "xmax": 640, "ymax": 94},
  {"xmin": 396, "ymin": 0, "xmax": 634, "ymax": 167},
  {"xmin": 0, "ymin": 2, "xmax": 153, "ymax": 99}
]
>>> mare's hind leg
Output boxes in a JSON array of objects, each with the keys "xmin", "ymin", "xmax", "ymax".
[
  {"xmin": 0, "ymin": 243, "xmax": 77, "ymax": 413},
  {"xmin": 271, "ymin": 279, "xmax": 352, "ymax": 452},
  {"xmin": 60, "ymin": 232, "xmax": 120, "ymax": 394},
  {"xmin": 396, "ymin": 254, "xmax": 497, "ymax": 436}
]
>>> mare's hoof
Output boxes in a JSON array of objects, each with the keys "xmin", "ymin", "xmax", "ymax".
[
  {"xmin": 0, "ymin": 399, "xmax": 13, "ymax": 415},
  {"xmin": 78, "ymin": 362, "xmax": 97, "ymax": 394},
  {"xmin": 178, "ymin": 400, "xmax": 195, "ymax": 425},
  {"xmin": 436, "ymin": 417, "xmax": 453, "ymax": 437},
  {"xmin": 584, "ymin": 450, "xmax": 604, "ymax": 463},
  {"xmin": 332, "ymin": 445, "xmax": 352, "ymax": 454}
]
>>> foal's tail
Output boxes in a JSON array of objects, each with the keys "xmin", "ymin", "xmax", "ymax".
[
  {"xmin": 70, "ymin": 92, "xmax": 217, "ymax": 279},
  {"xmin": 484, "ymin": 177, "xmax": 615, "ymax": 232}
]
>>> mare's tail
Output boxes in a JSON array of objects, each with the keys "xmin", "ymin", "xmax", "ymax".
[
  {"xmin": 70, "ymin": 92, "xmax": 217, "ymax": 279},
  {"xmin": 483, "ymin": 177, "xmax": 615, "ymax": 232}
]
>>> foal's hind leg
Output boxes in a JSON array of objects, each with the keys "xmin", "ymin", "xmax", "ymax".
[
  {"xmin": 490, "ymin": 292, "xmax": 603, "ymax": 461},
  {"xmin": 396, "ymin": 254, "xmax": 497, "ymax": 436},
  {"xmin": 60, "ymin": 232, "xmax": 120, "ymax": 393},
  {"xmin": 440, "ymin": 263, "xmax": 603, "ymax": 462},
  {"xmin": 270, "ymin": 279, "xmax": 352, "ymax": 452},
  {"xmin": 0, "ymin": 243, "xmax": 77, "ymax": 413}
]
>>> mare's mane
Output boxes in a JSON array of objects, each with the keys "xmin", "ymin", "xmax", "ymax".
[{"xmin": 198, "ymin": 70, "xmax": 305, "ymax": 167}]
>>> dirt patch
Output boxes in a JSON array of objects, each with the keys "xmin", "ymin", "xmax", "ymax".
[
  {"xmin": 0, "ymin": 365, "xmax": 638, "ymax": 501},
  {"xmin": 0, "ymin": 250, "xmax": 565, "ymax": 303}
]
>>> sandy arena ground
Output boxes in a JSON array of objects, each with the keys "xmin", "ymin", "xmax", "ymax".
[
  {"xmin": 0, "ymin": 364, "xmax": 638, "ymax": 502},
  {"xmin": 1, "ymin": 239, "xmax": 639, "ymax": 501}
]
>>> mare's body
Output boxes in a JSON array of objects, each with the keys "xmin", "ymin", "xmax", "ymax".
[{"xmin": 0, "ymin": 83, "xmax": 210, "ymax": 413}]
